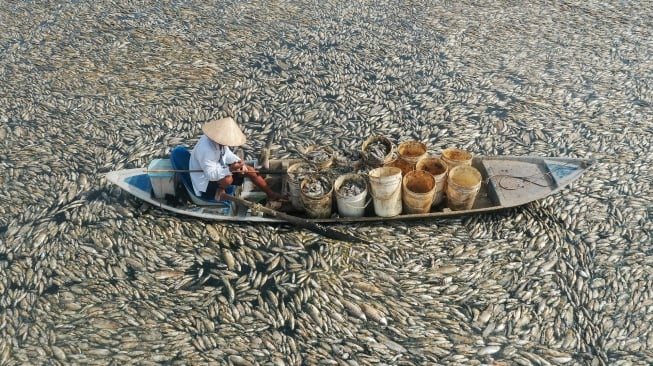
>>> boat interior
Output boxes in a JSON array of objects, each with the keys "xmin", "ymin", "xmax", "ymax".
[{"xmin": 132, "ymin": 145, "xmax": 592, "ymax": 221}]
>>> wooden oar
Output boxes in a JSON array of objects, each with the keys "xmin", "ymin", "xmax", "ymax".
[
  {"xmin": 222, "ymin": 194, "xmax": 370, "ymax": 244},
  {"xmin": 143, "ymin": 168, "xmax": 287, "ymax": 175}
]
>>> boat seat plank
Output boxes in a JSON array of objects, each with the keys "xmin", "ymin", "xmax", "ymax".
[
  {"xmin": 480, "ymin": 159, "xmax": 554, "ymax": 207},
  {"xmin": 543, "ymin": 159, "xmax": 582, "ymax": 188}
]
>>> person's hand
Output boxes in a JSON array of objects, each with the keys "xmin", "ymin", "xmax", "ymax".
[{"xmin": 230, "ymin": 161, "xmax": 245, "ymax": 172}]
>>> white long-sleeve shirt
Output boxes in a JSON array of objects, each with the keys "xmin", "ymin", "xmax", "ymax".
[{"xmin": 189, "ymin": 135, "xmax": 241, "ymax": 196}]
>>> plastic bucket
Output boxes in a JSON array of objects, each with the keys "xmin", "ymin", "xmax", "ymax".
[
  {"xmin": 377, "ymin": 152, "xmax": 401, "ymax": 169},
  {"xmin": 300, "ymin": 175, "xmax": 333, "ymax": 219},
  {"xmin": 441, "ymin": 148, "xmax": 473, "ymax": 169},
  {"xmin": 396, "ymin": 141, "xmax": 428, "ymax": 175},
  {"xmin": 368, "ymin": 167, "xmax": 403, "ymax": 217},
  {"xmin": 303, "ymin": 145, "xmax": 335, "ymax": 170},
  {"xmin": 362, "ymin": 135, "xmax": 394, "ymax": 168},
  {"xmin": 416, "ymin": 157, "xmax": 448, "ymax": 206},
  {"xmin": 334, "ymin": 173, "xmax": 368, "ymax": 217},
  {"xmin": 402, "ymin": 170, "xmax": 436, "ymax": 214},
  {"xmin": 287, "ymin": 162, "xmax": 315, "ymax": 212},
  {"xmin": 446, "ymin": 165, "xmax": 482, "ymax": 211}
]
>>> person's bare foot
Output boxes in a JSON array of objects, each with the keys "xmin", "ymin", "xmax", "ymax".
[{"xmin": 215, "ymin": 189, "xmax": 227, "ymax": 201}]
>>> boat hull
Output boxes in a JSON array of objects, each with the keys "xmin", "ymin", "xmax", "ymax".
[{"xmin": 105, "ymin": 155, "xmax": 594, "ymax": 224}]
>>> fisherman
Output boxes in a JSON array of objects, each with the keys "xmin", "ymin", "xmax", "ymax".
[{"xmin": 189, "ymin": 117, "xmax": 287, "ymax": 202}]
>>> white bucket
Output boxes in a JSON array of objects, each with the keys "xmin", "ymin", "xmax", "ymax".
[
  {"xmin": 287, "ymin": 162, "xmax": 315, "ymax": 212},
  {"xmin": 446, "ymin": 165, "xmax": 482, "ymax": 211},
  {"xmin": 416, "ymin": 157, "xmax": 448, "ymax": 207},
  {"xmin": 334, "ymin": 173, "xmax": 368, "ymax": 217},
  {"xmin": 441, "ymin": 148, "xmax": 473, "ymax": 169},
  {"xmin": 402, "ymin": 170, "xmax": 436, "ymax": 214},
  {"xmin": 368, "ymin": 167, "xmax": 403, "ymax": 217}
]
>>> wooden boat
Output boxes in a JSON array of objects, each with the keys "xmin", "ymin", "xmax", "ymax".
[{"xmin": 105, "ymin": 146, "xmax": 595, "ymax": 224}]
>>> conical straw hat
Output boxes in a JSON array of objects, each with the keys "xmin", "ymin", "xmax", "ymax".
[{"xmin": 201, "ymin": 117, "xmax": 246, "ymax": 146}]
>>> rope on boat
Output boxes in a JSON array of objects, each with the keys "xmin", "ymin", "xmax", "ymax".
[{"xmin": 490, "ymin": 174, "xmax": 550, "ymax": 190}]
